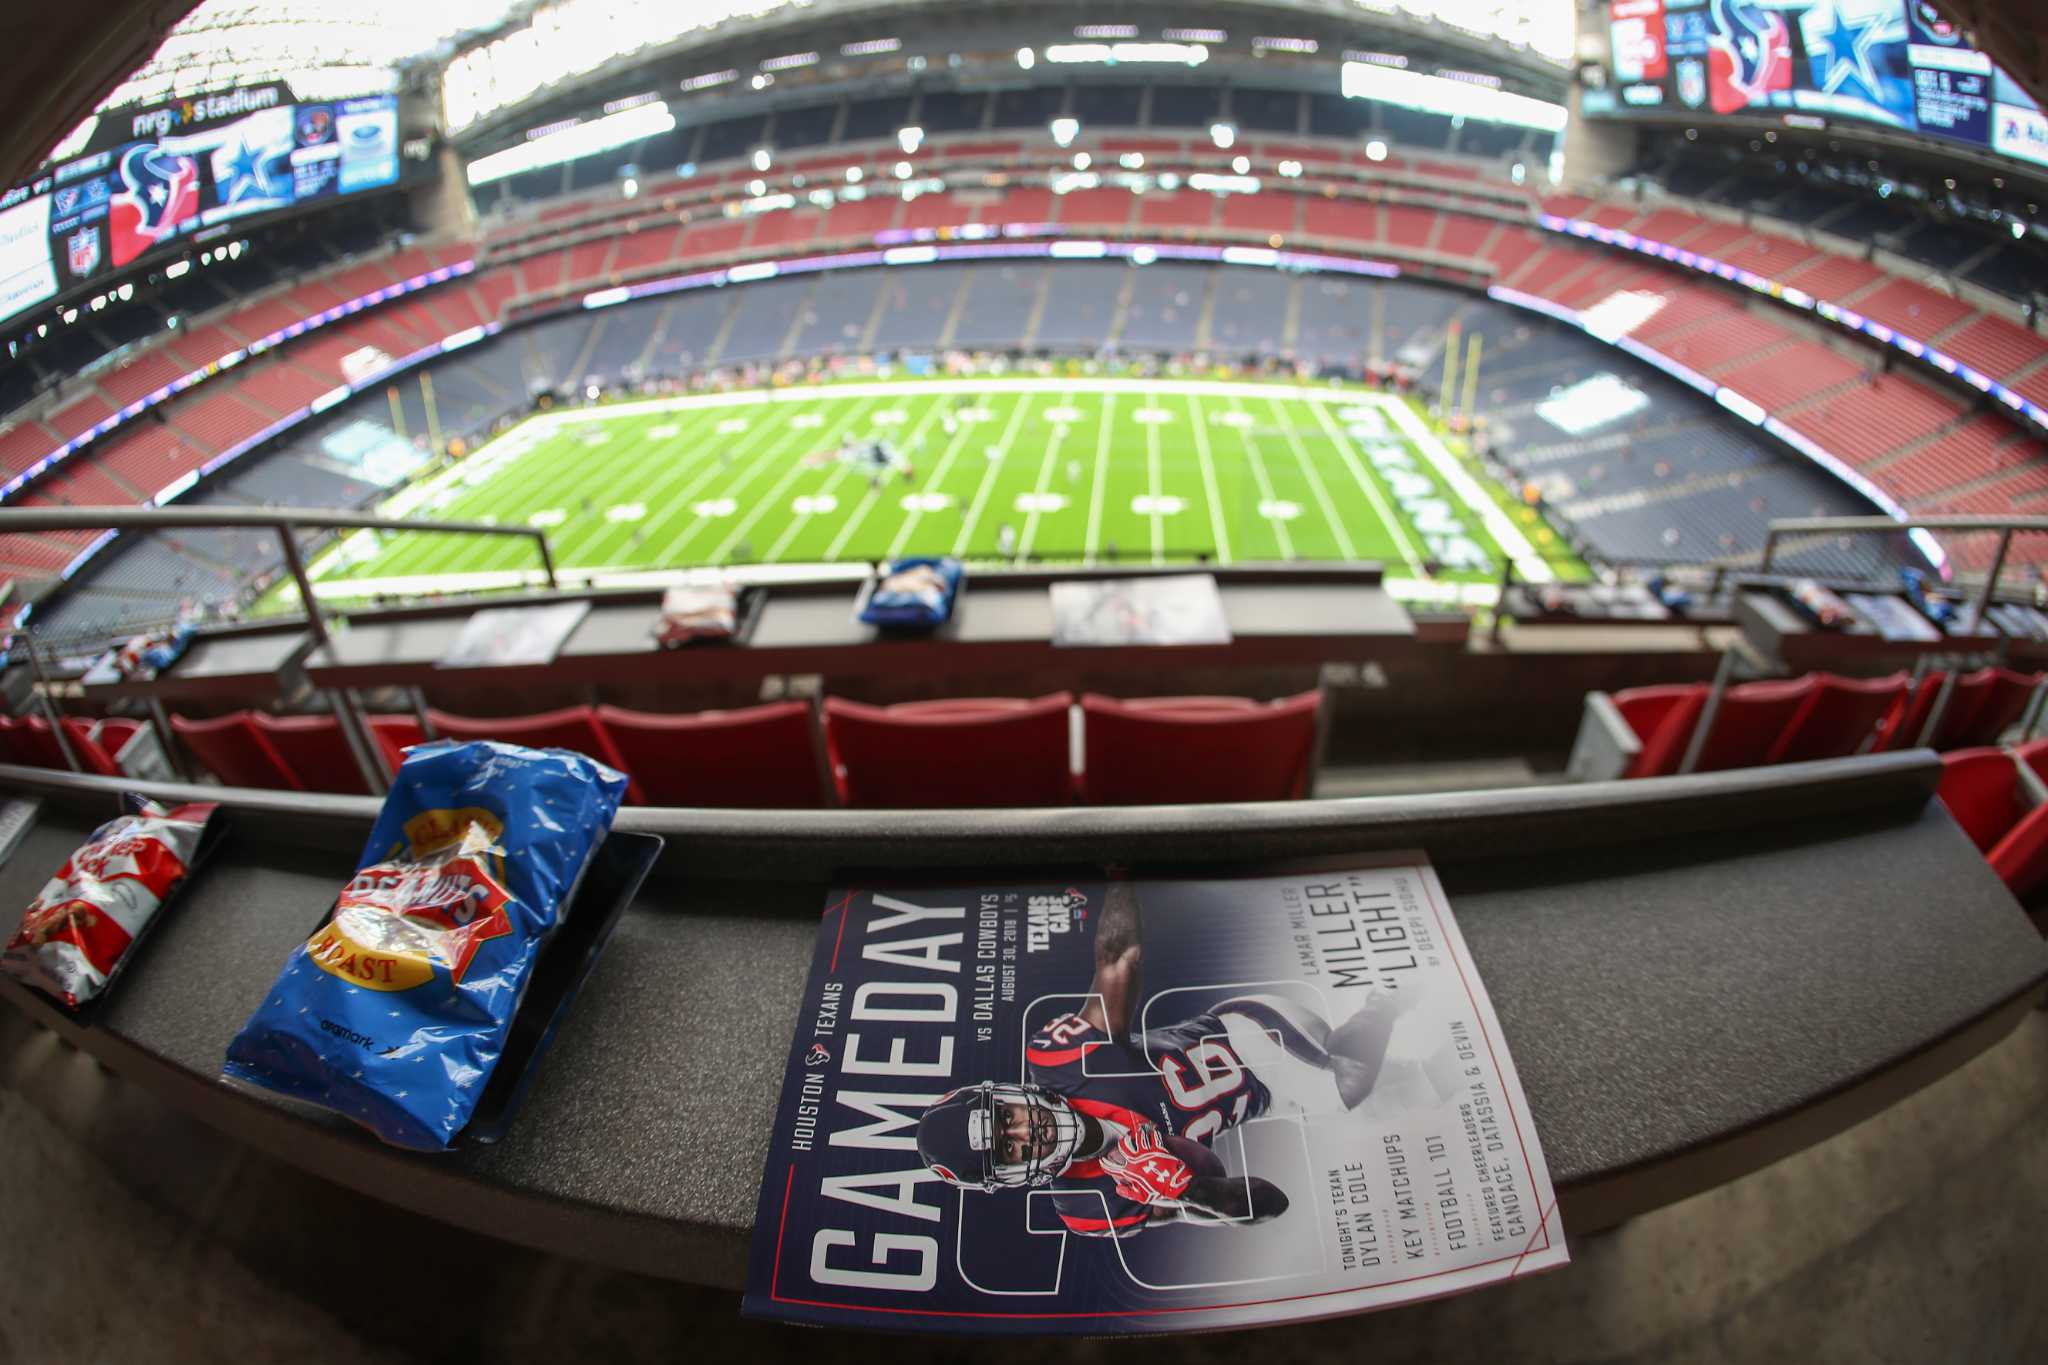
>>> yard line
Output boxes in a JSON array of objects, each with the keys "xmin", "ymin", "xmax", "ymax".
[
  {"xmin": 708, "ymin": 398, "xmax": 880, "ymax": 562},
  {"xmin": 1184, "ymin": 391, "xmax": 1233, "ymax": 566},
  {"xmin": 884, "ymin": 391, "xmax": 992, "ymax": 561},
  {"xmin": 952, "ymin": 393, "xmax": 1039, "ymax": 556},
  {"xmin": 1304, "ymin": 398, "xmax": 1425, "ymax": 576},
  {"xmin": 1084, "ymin": 391, "xmax": 1116, "ymax": 565},
  {"xmin": 625, "ymin": 399, "xmax": 829, "ymax": 561},
  {"xmin": 575, "ymin": 406, "xmax": 784, "ymax": 564},
  {"xmin": 1264, "ymin": 397, "xmax": 1359, "ymax": 562},
  {"xmin": 1017, "ymin": 389, "xmax": 1077, "ymax": 561},
  {"xmin": 1144, "ymin": 391, "xmax": 1164, "ymax": 564},
  {"xmin": 778, "ymin": 395, "xmax": 950, "ymax": 562},
  {"xmin": 1228, "ymin": 395, "xmax": 1296, "ymax": 562}
]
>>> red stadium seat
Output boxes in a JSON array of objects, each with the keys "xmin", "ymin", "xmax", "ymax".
[
  {"xmin": 1947, "ymin": 668, "xmax": 2040, "ymax": 749},
  {"xmin": 171, "ymin": 712, "xmax": 300, "ymax": 790},
  {"xmin": 93, "ymin": 719, "xmax": 143, "ymax": 758},
  {"xmin": 427, "ymin": 706, "xmax": 642, "ymax": 802},
  {"xmin": 1989, "ymin": 804, "xmax": 2048, "ymax": 900},
  {"xmin": 1686, "ymin": 676, "xmax": 1820, "ymax": 773},
  {"xmin": 822, "ymin": 694, "xmax": 1075, "ymax": 808},
  {"xmin": 251, "ymin": 712, "xmax": 421, "ymax": 795},
  {"xmin": 1612, "ymin": 684, "xmax": 1705, "ymax": 778},
  {"xmin": 1936, "ymin": 748, "xmax": 2027, "ymax": 853},
  {"xmin": 0, "ymin": 716, "xmax": 27, "ymax": 766},
  {"xmin": 1078, "ymin": 691, "xmax": 1321, "ymax": 804},
  {"xmin": 13, "ymin": 715, "xmax": 121, "ymax": 776},
  {"xmin": 595, "ymin": 701, "xmax": 826, "ymax": 808},
  {"xmin": 1765, "ymin": 673, "xmax": 1910, "ymax": 765}
]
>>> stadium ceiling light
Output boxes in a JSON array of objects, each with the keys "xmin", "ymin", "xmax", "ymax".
[
  {"xmin": 1365, "ymin": 139, "xmax": 1389, "ymax": 162},
  {"xmin": 753, "ymin": 147, "xmax": 773, "ymax": 172},
  {"xmin": 846, "ymin": 166, "xmax": 863, "ymax": 183},
  {"xmin": 1120, "ymin": 152, "xmax": 1144, "ymax": 169},
  {"xmin": 748, "ymin": 178, "xmax": 768, "ymax": 195},
  {"xmin": 1050, "ymin": 117, "xmax": 1080, "ymax": 148},
  {"xmin": 1073, "ymin": 152, "xmax": 1092, "ymax": 170},
  {"xmin": 894, "ymin": 161, "xmax": 913, "ymax": 179},
  {"xmin": 1017, "ymin": 47, "xmax": 1035, "ymax": 70},
  {"xmin": 166, "ymin": 260, "xmax": 190, "ymax": 279},
  {"xmin": 1210, "ymin": 122, "xmax": 1236, "ymax": 149},
  {"xmin": 1277, "ymin": 160, "xmax": 1302, "ymax": 178},
  {"xmin": 1231, "ymin": 155, "xmax": 1250, "ymax": 175},
  {"xmin": 621, "ymin": 177, "xmax": 639, "ymax": 198},
  {"xmin": 2015, "ymin": 221, "xmax": 2028, "ymax": 240},
  {"xmin": 897, "ymin": 126, "xmax": 924, "ymax": 155},
  {"xmin": 751, "ymin": 73, "xmax": 772, "ymax": 90}
]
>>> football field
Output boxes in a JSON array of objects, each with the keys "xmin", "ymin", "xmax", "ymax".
[{"xmin": 297, "ymin": 375, "xmax": 1581, "ymax": 606}]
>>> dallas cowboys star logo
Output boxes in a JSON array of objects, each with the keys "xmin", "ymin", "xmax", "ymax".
[{"xmin": 1810, "ymin": 3, "xmax": 1891, "ymax": 101}]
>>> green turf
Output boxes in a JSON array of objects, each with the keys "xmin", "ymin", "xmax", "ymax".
[{"xmin": 291, "ymin": 376, "xmax": 1586, "ymax": 607}]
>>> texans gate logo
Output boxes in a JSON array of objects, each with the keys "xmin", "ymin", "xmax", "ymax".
[
  {"xmin": 804, "ymin": 1043, "xmax": 833, "ymax": 1068},
  {"xmin": 1706, "ymin": 0, "xmax": 1794, "ymax": 114},
  {"xmin": 108, "ymin": 144, "xmax": 199, "ymax": 267}
]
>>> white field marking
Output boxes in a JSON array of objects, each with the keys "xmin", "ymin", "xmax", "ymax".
[
  {"xmin": 901, "ymin": 493, "xmax": 952, "ymax": 512},
  {"xmin": 1132, "ymin": 495, "xmax": 1186, "ymax": 515},
  {"xmin": 1145, "ymin": 392, "xmax": 1165, "ymax": 563},
  {"xmin": 1338, "ymin": 406, "xmax": 1387, "ymax": 432},
  {"xmin": 592, "ymin": 398, "xmax": 791, "ymax": 561},
  {"xmin": 791, "ymin": 412, "xmax": 824, "ymax": 428},
  {"xmin": 1227, "ymin": 395, "xmax": 1295, "ymax": 562},
  {"xmin": 1133, "ymin": 407, "xmax": 1174, "ymax": 424},
  {"xmin": 1212, "ymin": 409, "xmax": 1255, "ymax": 428},
  {"xmin": 653, "ymin": 397, "xmax": 876, "ymax": 561},
  {"xmin": 528, "ymin": 508, "xmax": 567, "ymax": 528},
  {"xmin": 650, "ymin": 424, "xmax": 681, "ymax": 438},
  {"xmin": 716, "ymin": 418, "xmax": 748, "ymax": 434},
  {"xmin": 582, "ymin": 431, "xmax": 611, "ymax": 445},
  {"xmin": 958, "ymin": 407, "xmax": 992, "ymax": 422},
  {"xmin": 1260, "ymin": 500, "xmax": 1302, "ymax": 520},
  {"xmin": 1304, "ymin": 399, "xmax": 1425, "ymax": 576},
  {"xmin": 871, "ymin": 409, "xmax": 908, "ymax": 425},
  {"xmin": 1084, "ymin": 391, "xmax": 1115, "ymax": 564},
  {"xmin": 1376, "ymin": 396, "xmax": 1551, "ymax": 582},
  {"xmin": 1018, "ymin": 390, "xmax": 1077, "ymax": 561},
  {"xmin": 824, "ymin": 395, "xmax": 954, "ymax": 561},
  {"xmin": 953, "ymin": 395, "xmax": 1038, "ymax": 555},
  {"xmin": 711, "ymin": 398, "xmax": 881, "ymax": 562},
  {"xmin": 693, "ymin": 499, "xmax": 737, "ymax": 517},
  {"xmin": 1185, "ymin": 390, "xmax": 1233, "ymax": 565},
  {"xmin": 885, "ymin": 393, "xmax": 990, "ymax": 560},
  {"xmin": 793, "ymin": 494, "xmax": 839, "ymax": 515},
  {"xmin": 606, "ymin": 503, "xmax": 646, "ymax": 522},
  {"xmin": 1265, "ymin": 397, "xmax": 1358, "ymax": 562}
]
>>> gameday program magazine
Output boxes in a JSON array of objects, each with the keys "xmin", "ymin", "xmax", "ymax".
[{"xmin": 743, "ymin": 857, "xmax": 1567, "ymax": 1334}]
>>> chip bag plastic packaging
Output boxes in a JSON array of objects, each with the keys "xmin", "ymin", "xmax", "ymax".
[
  {"xmin": 859, "ymin": 556, "xmax": 962, "ymax": 629},
  {"xmin": 223, "ymin": 740, "xmax": 626, "ymax": 1150},
  {"xmin": 2, "ymin": 797, "xmax": 217, "ymax": 1009}
]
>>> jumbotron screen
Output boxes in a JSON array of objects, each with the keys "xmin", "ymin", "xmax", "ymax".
[
  {"xmin": 1596, "ymin": 0, "xmax": 2047, "ymax": 169},
  {"xmin": 0, "ymin": 84, "xmax": 401, "ymax": 327}
]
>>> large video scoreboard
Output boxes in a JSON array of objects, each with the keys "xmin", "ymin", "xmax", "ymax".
[
  {"xmin": 0, "ymin": 84, "xmax": 401, "ymax": 327},
  {"xmin": 1593, "ymin": 0, "xmax": 2046, "ymax": 171}
]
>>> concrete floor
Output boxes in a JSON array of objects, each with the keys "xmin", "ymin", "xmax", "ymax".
[{"xmin": 0, "ymin": 1005, "xmax": 2043, "ymax": 1364}]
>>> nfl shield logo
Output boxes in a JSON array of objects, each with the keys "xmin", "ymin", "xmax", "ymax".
[
  {"xmin": 67, "ymin": 227, "xmax": 100, "ymax": 276},
  {"xmin": 1677, "ymin": 58, "xmax": 1707, "ymax": 110}
]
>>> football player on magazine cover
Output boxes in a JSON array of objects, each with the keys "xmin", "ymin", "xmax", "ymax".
[{"xmin": 917, "ymin": 879, "xmax": 1411, "ymax": 1239}]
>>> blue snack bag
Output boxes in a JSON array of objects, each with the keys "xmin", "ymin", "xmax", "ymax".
[
  {"xmin": 223, "ymin": 740, "xmax": 627, "ymax": 1150},
  {"xmin": 860, "ymin": 556, "xmax": 962, "ymax": 629}
]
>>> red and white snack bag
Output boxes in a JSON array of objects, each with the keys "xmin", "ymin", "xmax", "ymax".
[{"xmin": 2, "ymin": 800, "xmax": 217, "ymax": 1008}]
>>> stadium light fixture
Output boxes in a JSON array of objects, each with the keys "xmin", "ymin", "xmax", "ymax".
[
  {"xmin": 1073, "ymin": 152, "xmax": 1092, "ymax": 170},
  {"xmin": 1277, "ymin": 160, "xmax": 1302, "ymax": 178},
  {"xmin": 1017, "ymin": 47, "xmax": 1035, "ymax": 70},
  {"xmin": 1209, "ymin": 122, "xmax": 1235, "ymax": 149},
  {"xmin": 753, "ymin": 147, "xmax": 772, "ymax": 172},
  {"xmin": 751, "ymin": 73, "xmax": 772, "ymax": 90},
  {"xmin": 846, "ymin": 166, "xmax": 864, "ymax": 183},
  {"xmin": 748, "ymin": 178, "xmax": 768, "ymax": 196},
  {"xmin": 1232, "ymin": 155, "xmax": 1250, "ymax": 175},
  {"xmin": 1120, "ymin": 152, "xmax": 1145, "ymax": 169},
  {"xmin": 894, "ymin": 161, "xmax": 913, "ymax": 179},
  {"xmin": 622, "ymin": 176, "xmax": 639, "ymax": 198},
  {"xmin": 897, "ymin": 126, "xmax": 924, "ymax": 155},
  {"xmin": 166, "ymin": 260, "xmax": 190, "ymax": 279},
  {"xmin": 2015, "ymin": 221, "xmax": 2028, "ymax": 240},
  {"xmin": 1050, "ymin": 117, "xmax": 1080, "ymax": 147},
  {"xmin": 1365, "ymin": 139, "xmax": 1389, "ymax": 162}
]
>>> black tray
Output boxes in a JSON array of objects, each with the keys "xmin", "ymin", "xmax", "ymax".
[
  {"xmin": 461, "ymin": 829, "xmax": 662, "ymax": 1144},
  {"xmin": 61, "ymin": 807, "xmax": 233, "ymax": 1023},
  {"xmin": 301, "ymin": 828, "xmax": 662, "ymax": 1148}
]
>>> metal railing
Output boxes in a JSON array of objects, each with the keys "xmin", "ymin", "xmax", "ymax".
[{"xmin": 0, "ymin": 505, "xmax": 560, "ymax": 795}]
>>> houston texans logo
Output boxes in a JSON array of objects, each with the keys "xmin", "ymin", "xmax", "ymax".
[
  {"xmin": 108, "ymin": 144, "xmax": 198, "ymax": 267},
  {"xmin": 804, "ymin": 1043, "xmax": 832, "ymax": 1068},
  {"xmin": 1707, "ymin": 0, "xmax": 1793, "ymax": 114}
]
